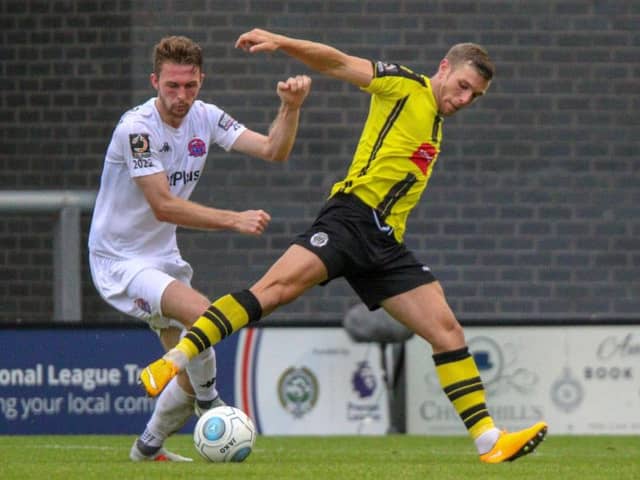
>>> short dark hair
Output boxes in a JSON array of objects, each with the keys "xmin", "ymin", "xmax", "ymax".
[
  {"xmin": 445, "ymin": 43, "xmax": 494, "ymax": 80},
  {"xmin": 153, "ymin": 36, "xmax": 203, "ymax": 76}
]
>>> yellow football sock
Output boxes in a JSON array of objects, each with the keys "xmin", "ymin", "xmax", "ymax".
[
  {"xmin": 175, "ymin": 290, "xmax": 262, "ymax": 360},
  {"xmin": 433, "ymin": 347, "xmax": 495, "ymax": 439}
]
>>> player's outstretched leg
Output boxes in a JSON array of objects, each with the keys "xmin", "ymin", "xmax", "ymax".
[
  {"xmin": 139, "ymin": 290, "xmax": 262, "ymax": 397},
  {"xmin": 479, "ymin": 421, "xmax": 548, "ymax": 464}
]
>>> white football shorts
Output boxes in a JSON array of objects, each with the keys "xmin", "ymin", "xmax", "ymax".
[{"xmin": 89, "ymin": 252, "xmax": 194, "ymax": 332}]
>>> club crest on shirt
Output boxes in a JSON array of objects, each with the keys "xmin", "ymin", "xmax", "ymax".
[
  {"xmin": 188, "ymin": 137, "xmax": 207, "ymax": 157},
  {"xmin": 409, "ymin": 142, "xmax": 438, "ymax": 175},
  {"xmin": 310, "ymin": 232, "xmax": 329, "ymax": 248},
  {"xmin": 129, "ymin": 133, "xmax": 151, "ymax": 158}
]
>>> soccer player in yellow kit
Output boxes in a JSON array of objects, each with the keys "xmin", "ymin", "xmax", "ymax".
[{"xmin": 140, "ymin": 29, "xmax": 548, "ymax": 463}]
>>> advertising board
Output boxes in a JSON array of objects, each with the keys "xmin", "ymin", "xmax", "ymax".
[
  {"xmin": 0, "ymin": 326, "xmax": 389, "ymax": 435},
  {"xmin": 405, "ymin": 326, "xmax": 640, "ymax": 435}
]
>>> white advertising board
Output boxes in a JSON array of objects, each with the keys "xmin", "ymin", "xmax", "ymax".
[
  {"xmin": 234, "ymin": 327, "xmax": 390, "ymax": 435},
  {"xmin": 406, "ymin": 326, "xmax": 640, "ymax": 435}
]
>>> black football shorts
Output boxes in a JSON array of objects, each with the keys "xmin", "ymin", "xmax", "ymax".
[{"xmin": 292, "ymin": 192, "xmax": 436, "ymax": 310}]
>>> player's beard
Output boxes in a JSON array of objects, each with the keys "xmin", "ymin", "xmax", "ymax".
[
  {"xmin": 156, "ymin": 95, "xmax": 191, "ymax": 124},
  {"xmin": 169, "ymin": 100, "xmax": 191, "ymax": 118}
]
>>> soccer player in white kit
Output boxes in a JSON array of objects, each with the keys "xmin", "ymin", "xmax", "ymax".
[{"xmin": 88, "ymin": 35, "xmax": 311, "ymax": 461}]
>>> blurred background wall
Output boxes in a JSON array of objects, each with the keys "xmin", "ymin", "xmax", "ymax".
[{"xmin": 1, "ymin": 0, "xmax": 638, "ymax": 324}]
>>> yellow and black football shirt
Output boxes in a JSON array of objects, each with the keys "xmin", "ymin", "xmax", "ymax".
[{"xmin": 330, "ymin": 61, "xmax": 443, "ymax": 243}]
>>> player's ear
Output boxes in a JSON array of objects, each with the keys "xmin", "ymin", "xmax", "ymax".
[
  {"xmin": 150, "ymin": 72, "xmax": 159, "ymax": 91},
  {"xmin": 438, "ymin": 58, "xmax": 451, "ymax": 76}
]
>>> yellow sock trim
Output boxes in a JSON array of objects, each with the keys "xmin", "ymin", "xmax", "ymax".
[{"xmin": 175, "ymin": 339, "xmax": 199, "ymax": 359}]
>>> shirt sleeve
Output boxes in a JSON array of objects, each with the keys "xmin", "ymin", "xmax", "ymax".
[
  {"xmin": 206, "ymin": 103, "xmax": 247, "ymax": 151},
  {"xmin": 115, "ymin": 121, "xmax": 165, "ymax": 179},
  {"xmin": 362, "ymin": 61, "xmax": 426, "ymax": 99}
]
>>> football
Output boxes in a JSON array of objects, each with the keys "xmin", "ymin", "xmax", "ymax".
[{"xmin": 193, "ymin": 406, "xmax": 256, "ymax": 462}]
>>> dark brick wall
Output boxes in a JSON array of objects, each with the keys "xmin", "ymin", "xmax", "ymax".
[
  {"xmin": 1, "ymin": 1, "xmax": 639, "ymax": 324},
  {"xmin": 1, "ymin": 0, "xmax": 133, "ymax": 322}
]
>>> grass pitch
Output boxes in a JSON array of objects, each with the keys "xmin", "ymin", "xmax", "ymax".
[{"xmin": 1, "ymin": 434, "xmax": 638, "ymax": 480}]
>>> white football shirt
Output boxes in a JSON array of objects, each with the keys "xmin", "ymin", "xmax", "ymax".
[{"xmin": 88, "ymin": 97, "xmax": 246, "ymax": 259}]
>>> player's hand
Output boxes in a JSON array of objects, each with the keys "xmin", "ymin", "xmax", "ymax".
[
  {"xmin": 233, "ymin": 209, "xmax": 271, "ymax": 236},
  {"xmin": 235, "ymin": 28, "xmax": 282, "ymax": 53},
  {"xmin": 277, "ymin": 75, "xmax": 312, "ymax": 109}
]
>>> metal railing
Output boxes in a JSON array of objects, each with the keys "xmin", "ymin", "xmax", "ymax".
[{"xmin": 0, "ymin": 190, "xmax": 97, "ymax": 322}]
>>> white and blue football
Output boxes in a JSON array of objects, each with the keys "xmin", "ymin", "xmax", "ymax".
[{"xmin": 193, "ymin": 406, "xmax": 256, "ymax": 462}]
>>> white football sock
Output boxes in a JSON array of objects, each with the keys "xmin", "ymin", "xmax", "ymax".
[
  {"xmin": 141, "ymin": 377, "xmax": 194, "ymax": 447},
  {"xmin": 186, "ymin": 346, "xmax": 219, "ymax": 402},
  {"xmin": 164, "ymin": 348, "xmax": 189, "ymax": 371},
  {"xmin": 475, "ymin": 427, "xmax": 502, "ymax": 454}
]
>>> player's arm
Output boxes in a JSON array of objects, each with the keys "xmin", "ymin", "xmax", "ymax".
[
  {"xmin": 134, "ymin": 172, "xmax": 270, "ymax": 235},
  {"xmin": 230, "ymin": 74, "xmax": 311, "ymax": 163},
  {"xmin": 236, "ymin": 28, "xmax": 373, "ymax": 88}
]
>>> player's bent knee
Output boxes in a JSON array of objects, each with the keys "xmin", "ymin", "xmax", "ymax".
[{"xmin": 252, "ymin": 282, "xmax": 299, "ymax": 313}]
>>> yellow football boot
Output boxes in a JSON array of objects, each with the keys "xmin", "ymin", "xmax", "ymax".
[
  {"xmin": 480, "ymin": 421, "xmax": 548, "ymax": 464},
  {"xmin": 139, "ymin": 358, "xmax": 179, "ymax": 397}
]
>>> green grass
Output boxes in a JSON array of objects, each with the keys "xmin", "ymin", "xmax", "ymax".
[{"xmin": 1, "ymin": 435, "xmax": 638, "ymax": 480}]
